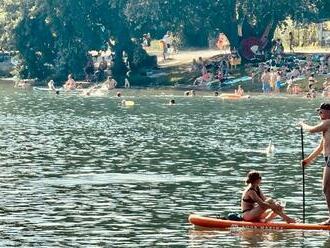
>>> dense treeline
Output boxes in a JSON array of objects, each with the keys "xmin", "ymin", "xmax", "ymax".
[{"xmin": 0, "ymin": 0, "xmax": 328, "ymax": 82}]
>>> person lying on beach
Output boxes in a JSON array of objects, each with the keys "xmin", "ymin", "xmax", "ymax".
[{"xmin": 241, "ymin": 170, "xmax": 296, "ymax": 223}]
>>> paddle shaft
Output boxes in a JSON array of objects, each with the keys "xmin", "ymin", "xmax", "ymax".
[{"xmin": 301, "ymin": 127, "xmax": 305, "ymax": 223}]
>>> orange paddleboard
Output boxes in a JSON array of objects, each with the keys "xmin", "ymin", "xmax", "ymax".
[{"xmin": 189, "ymin": 214, "xmax": 330, "ymax": 231}]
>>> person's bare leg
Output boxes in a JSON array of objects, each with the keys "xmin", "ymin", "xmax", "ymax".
[
  {"xmin": 264, "ymin": 199, "xmax": 295, "ymax": 223},
  {"xmin": 243, "ymin": 206, "xmax": 267, "ymax": 222},
  {"xmin": 321, "ymin": 166, "xmax": 330, "ymax": 224},
  {"xmin": 263, "ymin": 209, "xmax": 277, "ymax": 222}
]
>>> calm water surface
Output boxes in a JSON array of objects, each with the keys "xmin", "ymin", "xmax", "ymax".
[{"xmin": 0, "ymin": 83, "xmax": 329, "ymax": 247}]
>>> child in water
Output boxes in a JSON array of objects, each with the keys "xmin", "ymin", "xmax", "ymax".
[{"xmin": 241, "ymin": 171, "xmax": 296, "ymax": 223}]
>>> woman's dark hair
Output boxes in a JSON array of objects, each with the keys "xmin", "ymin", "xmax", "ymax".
[{"xmin": 245, "ymin": 171, "xmax": 261, "ymax": 184}]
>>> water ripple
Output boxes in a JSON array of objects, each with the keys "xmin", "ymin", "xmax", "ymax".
[{"xmin": 0, "ymin": 83, "xmax": 328, "ymax": 246}]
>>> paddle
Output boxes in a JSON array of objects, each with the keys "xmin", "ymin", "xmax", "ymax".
[{"xmin": 301, "ymin": 126, "xmax": 305, "ymax": 223}]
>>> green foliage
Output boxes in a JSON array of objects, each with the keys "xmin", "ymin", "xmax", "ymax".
[
  {"xmin": 0, "ymin": 0, "xmax": 24, "ymax": 50},
  {"xmin": 14, "ymin": 13, "xmax": 55, "ymax": 79},
  {"xmin": 125, "ymin": 0, "xmax": 327, "ymax": 47}
]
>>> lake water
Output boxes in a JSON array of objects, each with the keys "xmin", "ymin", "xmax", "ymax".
[{"xmin": 0, "ymin": 82, "xmax": 329, "ymax": 247}]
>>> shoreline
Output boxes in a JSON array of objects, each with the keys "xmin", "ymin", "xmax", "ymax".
[
  {"xmin": 1, "ymin": 48, "xmax": 329, "ymax": 91},
  {"xmin": 0, "ymin": 78, "xmax": 328, "ymax": 99}
]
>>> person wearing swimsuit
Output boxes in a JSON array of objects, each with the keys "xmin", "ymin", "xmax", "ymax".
[
  {"xmin": 301, "ymin": 103, "xmax": 330, "ymax": 225},
  {"xmin": 241, "ymin": 171, "xmax": 296, "ymax": 223}
]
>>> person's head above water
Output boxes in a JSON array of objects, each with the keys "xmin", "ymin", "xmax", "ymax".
[{"xmin": 245, "ymin": 170, "xmax": 262, "ymax": 184}]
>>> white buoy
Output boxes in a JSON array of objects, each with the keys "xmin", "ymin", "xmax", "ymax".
[{"xmin": 265, "ymin": 140, "xmax": 275, "ymax": 155}]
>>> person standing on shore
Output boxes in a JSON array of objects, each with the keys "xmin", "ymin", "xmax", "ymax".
[
  {"xmin": 269, "ymin": 69, "xmax": 276, "ymax": 92},
  {"xmin": 289, "ymin": 32, "xmax": 294, "ymax": 53},
  {"xmin": 261, "ymin": 69, "xmax": 270, "ymax": 94},
  {"xmin": 300, "ymin": 103, "xmax": 330, "ymax": 225}
]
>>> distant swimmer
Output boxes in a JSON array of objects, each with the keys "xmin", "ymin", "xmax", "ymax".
[
  {"xmin": 214, "ymin": 91, "xmax": 219, "ymax": 96},
  {"xmin": 169, "ymin": 99, "xmax": 176, "ymax": 105},
  {"xmin": 48, "ymin": 80, "xmax": 56, "ymax": 91},
  {"xmin": 117, "ymin": 92, "xmax": 122, "ymax": 97},
  {"xmin": 184, "ymin": 91, "xmax": 190, "ymax": 96},
  {"xmin": 64, "ymin": 74, "xmax": 76, "ymax": 90},
  {"xmin": 102, "ymin": 75, "xmax": 117, "ymax": 90},
  {"xmin": 235, "ymin": 85, "xmax": 244, "ymax": 96}
]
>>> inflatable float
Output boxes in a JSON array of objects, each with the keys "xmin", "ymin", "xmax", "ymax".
[
  {"xmin": 219, "ymin": 93, "xmax": 251, "ymax": 100},
  {"xmin": 122, "ymin": 100, "xmax": 135, "ymax": 106},
  {"xmin": 33, "ymin": 87, "xmax": 83, "ymax": 93},
  {"xmin": 33, "ymin": 87, "xmax": 62, "ymax": 91},
  {"xmin": 188, "ymin": 214, "xmax": 330, "ymax": 231}
]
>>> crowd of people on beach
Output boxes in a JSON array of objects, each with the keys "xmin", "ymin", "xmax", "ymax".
[
  {"xmin": 257, "ymin": 53, "xmax": 330, "ymax": 97},
  {"xmin": 188, "ymin": 38, "xmax": 330, "ymax": 98},
  {"xmin": 192, "ymin": 49, "xmax": 242, "ymax": 88}
]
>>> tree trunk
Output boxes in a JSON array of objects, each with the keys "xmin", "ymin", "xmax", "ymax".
[{"xmin": 222, "ymin": 0, "xmax": 239, "ymax": 50}]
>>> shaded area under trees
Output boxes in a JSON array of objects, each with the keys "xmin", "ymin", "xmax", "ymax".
[{"xmin": 0, "ymin": 0, "xmax": 328, "ymax": 82}]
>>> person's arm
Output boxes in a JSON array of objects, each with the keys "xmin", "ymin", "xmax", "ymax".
[
  {"xmin": 300, "ymin": 120, "xmax": 330, "ymax": 133},
  {"xmin": 251, "ymin": 192, "xmax": 295, "ymax": 223},
  {"xmin": 302, "ymin": 138, "xmax": 323, "ymax": 166},
  {"xmin": 251, "ymin": 191, "xmax": 274, "ymax": 210}
]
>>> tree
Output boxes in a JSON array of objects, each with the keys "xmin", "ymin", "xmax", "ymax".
[
  {"xmin": 10, "ymin": 0, "xmax": 151, "ymax": 82},
  {"xmin": 125, "ymin": 0, "xmax": 327, "ymax": 60},
  {"xmin": 1, "ymin": 0, "xmax": 329, "ymax": 80},
  {"xmin": 0, "ymin": 0, "xmax": 25, "ymax": 50}
]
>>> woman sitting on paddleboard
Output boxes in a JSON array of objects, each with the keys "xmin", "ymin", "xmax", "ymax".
[{"xmin": 241, "ymin": 171, "xmax": 296, "ymax": 223}]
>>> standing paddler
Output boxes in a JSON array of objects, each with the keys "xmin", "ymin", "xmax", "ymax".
[{"xmin": 300, "ymin": 103, "xmax": 330, "ymax": 225}]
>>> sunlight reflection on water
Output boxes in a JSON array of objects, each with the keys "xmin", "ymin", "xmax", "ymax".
[{"xmin": 0, "ymin": 84, "xmax": 328, "ymax": 246}]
